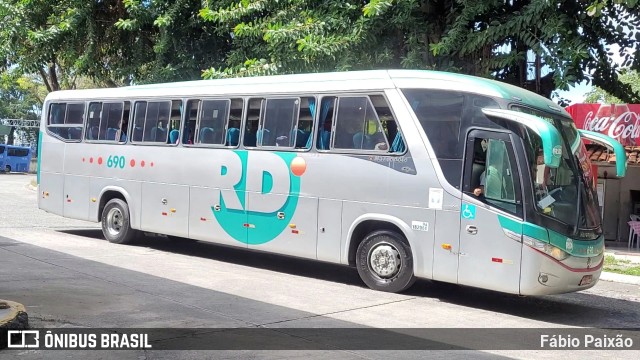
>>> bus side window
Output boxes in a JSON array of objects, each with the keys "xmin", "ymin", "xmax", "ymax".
[
  {"xmin": 87, "ymin": 102, "xmax": 102, "ymax": 140},
  {"xmin": 294, "ymin": 97, "xmax": 314, "ymax": 149},
  {"xmin": 47, "ymin": 103, "xmax": 84, "ymax": 141},
  {"xmin": 244, "ymin": 98, "xmax": 263, "ymax": 147},
  {"xmin": 370, "ymin": 94, "xmax": 404, "ymax": 153},
  {"xmin": 465, "ymin": 134, "xmax": 520, "ymax": 216},
  {"xmin": 469, "ymin": 138, "xmax": 488, "ymax": 196},
  {"xmin": 333, "ymin": 96, "xmax": 389, "ymax": 151},
  {"xmin": 184, "ymin": 100, "xmax": 199, "ymax": 144},
  {"xmin": 260, "ymin": 98, "xmax": 299, "ymax": 148},
  {"xmin": 100, "ymin": 102, "xmax": 124, "ymax": 142},
  {"xmin": 227, "ymin": 99, "xmax": 243, "ymax": 147},
  {"xmin": 119, "ymin": 102, "xmax": 130, "ymax": 142},
  {"xmin": 198, "ymin": 99, "xmax": 230, "ymax": 145},
  {"xmin": 66, "ymin": 103, "xmax": 85, "ymax": 140},
  {"xmin": 49, "ymin": 103, "xmax": 65, "ymax": 125},
  {"xmin": 132, "ymin": 102, "xmax": 147, "ymax": 142},
  {"xmin": 484, "ymin": 139, "xmax": 517, "ymax": 204},
  {"xmin": 315, "ymin": 97, "xmax": 335, "ymax": 151},
  {"xmin": 142, "ymin": 101, "xmax": 171, "ymax": 143},
  {"xmin": 168, "ymin": 100, "xmax": 182, "ymax": 144}
]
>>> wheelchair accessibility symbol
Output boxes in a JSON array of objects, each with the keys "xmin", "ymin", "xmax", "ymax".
[{"xmin": 461, "ymin": 204, "xmax": 476, "ymax": 220}]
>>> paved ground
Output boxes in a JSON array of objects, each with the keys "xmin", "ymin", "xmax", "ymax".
[{"xmin": 1, "ymin": 174, "xmax": 639, "ymax": 359}]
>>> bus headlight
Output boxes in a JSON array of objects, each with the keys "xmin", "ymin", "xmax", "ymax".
[
  {"xmin": 544, "ymin": 244, "xmax": 569, "ymax": 261},
  {"xmin": 523, "ymin": 236, "xmax": 569, "ymax": 261}
]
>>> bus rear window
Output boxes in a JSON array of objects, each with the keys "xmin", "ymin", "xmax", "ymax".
[{"xmin": 47, "ymin": 102, "xmax": 85, "ymax": 141}]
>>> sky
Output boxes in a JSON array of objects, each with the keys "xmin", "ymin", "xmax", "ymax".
[{"xmin": 555, "ymin": 80, "xmax": 592, "ymax": 104}]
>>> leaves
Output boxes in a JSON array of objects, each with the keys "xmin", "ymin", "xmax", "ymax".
[{"xmin": 0, "ymin": 0, "xmax": 636, "ymax": 106}]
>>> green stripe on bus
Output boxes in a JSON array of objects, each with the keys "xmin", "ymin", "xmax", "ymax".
[
  {"xmin": 496, "ymin": 216, "xmax": 550, "ymax": 242},
  {"xmin": 498, "ymin": 215, "xmax": 604, "ymax": 257},
  {"xmin": 37, "ymin": 131, "xmax": 42, "ymax": 184},
  {"xmin": 547, "ymin": 230, "xmax": 604, "ymax": 257},
  {"xmin": 498, "ymin": 215, "xmax": 522, "ymax": 235},
  {"xmin": 523, "ymin": 222, "xmax": 548, "ymax": 242}
]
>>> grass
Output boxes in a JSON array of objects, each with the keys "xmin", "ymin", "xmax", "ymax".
[{"xmin": 604, "ymin": 255, "xmax": 640, "ymax": 276}]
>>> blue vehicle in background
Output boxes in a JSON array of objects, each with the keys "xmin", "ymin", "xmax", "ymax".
[{"xmin": 0, "ymin": 145, "xmax": 32, "ymax": 173}]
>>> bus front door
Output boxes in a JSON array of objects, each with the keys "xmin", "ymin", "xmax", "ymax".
[{"xmin": 458, "ymin": 130, "xmax": 523, "ymax": 294}]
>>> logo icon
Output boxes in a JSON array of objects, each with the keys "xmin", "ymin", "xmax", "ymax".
[
  {"xmin": 7, "ymin": 330, "xmax": 40, "ymax": 348},
  {"xmin": 211, "ymin": 151, "xmax": 303, "ymax": 245},
  {"xmin": 566, "ymin": 238, "xmax": 574, "ymax": 252}
]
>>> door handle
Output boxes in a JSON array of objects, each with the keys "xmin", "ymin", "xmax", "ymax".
[{"xmin": 466, "ymin": 225, "xmax": 478, "ymax": 235}]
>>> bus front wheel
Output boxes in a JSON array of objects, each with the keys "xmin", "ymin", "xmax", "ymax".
[
  {"xmin": 101, "ymin": 198, "xmax": 138, "ymax": 244},
  {"xmin": 356, "ymin": 230, "xmax": 416, "ymax": 293}
]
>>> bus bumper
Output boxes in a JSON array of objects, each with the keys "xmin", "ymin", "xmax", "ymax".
[{"xmin": 519, "ymin": 245, "xmax": 603, "ymax": 296}]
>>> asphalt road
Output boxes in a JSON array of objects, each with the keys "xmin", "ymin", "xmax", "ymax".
[{"xmin": 0, "ymin": 174, "xmax": 638, "ymax": 359}]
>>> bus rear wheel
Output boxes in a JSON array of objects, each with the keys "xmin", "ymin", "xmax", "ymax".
[
  {"xmin": 101, "ymin": 198, "xmax": 138, "ymax": 244},
  {"xmin": 4, "ymin": 165, "xmax": 10, "ymax": 173},
  {"xmin": 356, "ymin": 230, "xmax": 415, "ymax": 293}
]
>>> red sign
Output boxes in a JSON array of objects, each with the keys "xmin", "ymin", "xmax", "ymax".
[{"xmin": 566, "ymin": 104, "xmax": 640, "ymax": 146}]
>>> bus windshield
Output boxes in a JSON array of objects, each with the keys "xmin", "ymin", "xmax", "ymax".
[{"xmin": 515, "ymin": 107, "xmax": 601, "ymax": 235}]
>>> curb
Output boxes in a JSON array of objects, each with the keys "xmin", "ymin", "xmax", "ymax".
[
  {"xmin": 599, "ymin": 271, "xmax": 640, "ymax": 286},
  {"xmin": 0, "ymin": 300, "xmax": 29, "ymax": 349}
]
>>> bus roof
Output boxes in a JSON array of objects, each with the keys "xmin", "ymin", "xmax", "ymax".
[{"xmin": 44, "ymin": 69, "xmax": 565, "ymax": 116}]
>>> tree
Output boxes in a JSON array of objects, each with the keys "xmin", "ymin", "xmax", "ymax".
[
  {"xmin": 584, "ymin": 69, "xmax": 640, "ymax": 103},
  {"xmin": 0, "ymin": 0, "xmax": 227, "ymax": 90},
  {"xmin": 115, "ymin": 0, "xmax": 231, "ymax": 84},
  {"xmin": 0, "ymin": 71, "xmax": 46, "ymax": 145},
  {"xmin": 199, "ymin": 0, "xmax": 640, "ymax": 102},
  {"xmin": 0, "ymin": 0, "xmax": 137, "ymax": 90}
]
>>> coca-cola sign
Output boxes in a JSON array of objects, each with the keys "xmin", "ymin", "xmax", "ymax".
[{"xmin": 566, "ymin": 104, "xmax": 640, "ymax": 146}]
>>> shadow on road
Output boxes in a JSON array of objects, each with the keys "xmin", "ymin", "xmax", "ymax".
[{"xmin": 57, "ymin": 228, "xmax": 640, "ymax": 328}]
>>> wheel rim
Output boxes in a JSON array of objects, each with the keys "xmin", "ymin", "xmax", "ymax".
[
  {"xmin": 368, "ymin": 242, "xmax": 401, "ymax": 278},
  {"xmin": 105, "ymin": 207, "xmax": 124, "ymax": 237}
]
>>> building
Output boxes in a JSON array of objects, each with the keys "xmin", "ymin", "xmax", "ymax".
[{"xmin": 566, "ymin": 104, "xmax": 640, "ymax": 245}]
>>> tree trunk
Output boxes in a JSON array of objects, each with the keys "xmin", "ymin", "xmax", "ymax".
[
  {"xmin": 48, "ymin": 62, "xmax": 60, "ymax": 91},
  {"xmin": 7, "ymin": 127, "xmax": 15, "ymax": 145}
]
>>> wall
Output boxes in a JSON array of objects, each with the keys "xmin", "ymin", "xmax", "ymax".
[{"xmin": 597, "ymin": 164, "xmax": 640, "ymax": 242}]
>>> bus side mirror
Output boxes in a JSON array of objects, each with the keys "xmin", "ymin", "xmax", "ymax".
[
  {"xmin": 482, "ymin": 108, "xmax": 563, "ymax": 168},
  {"xmin": 578, "ymin": 130, "xmax": 627, "ymax": 178}
]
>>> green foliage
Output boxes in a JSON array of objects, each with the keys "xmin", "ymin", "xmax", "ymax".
[
  {"xmin": 0, "ymin": 71, "xmax": 43, "ymax": 119},
  {"xmin": 603, "ymin": 255, "xmax": 640, "ymax": 276},
  {"xmin": 114, "ymin": 0, "xmax": 231, "ymax": 84},
  {"xmin": 199, "ymin": 0, "xmax": 440, "ymax": 78},
  {"xmin": 587, "ymin": 0, "xmax": 638, "ymax": 17},
  {"xmin": 0, "ymin": 71, "xmax": 44, "ymax": 145},
  {"xmin": 0, "ymin": 0, "xmax": 636, "ymax": 107},
  {"xmin": 585, "ymin": 69, "xmax": 640, "ymax": 103},
  {"xmin": 0, "ymin": 0, "xmax": 230, "ymax": 89},
  {"xmin": 0, "ymin": 0, "xmax": 151, "ymax": 90},
  {"xmin": 197, "ymin": 0, "xmax": 640, "ymax": 103}
]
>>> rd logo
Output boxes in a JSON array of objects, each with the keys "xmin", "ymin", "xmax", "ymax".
[{"xmin": 211, "ymin": 150, "xmax": 304, "ymax": 245}]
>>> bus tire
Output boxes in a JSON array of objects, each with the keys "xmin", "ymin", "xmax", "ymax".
[
  {"xmin": 356, "ymin": 230, "xmax": 416, "ymax": 293},
  {"xmin": 101, "ymin": 198, "xmax": 138, "ymax": 244},
  {"xmin": 5, "ymin": 165, "xmax": 10, "ymax": 173}
]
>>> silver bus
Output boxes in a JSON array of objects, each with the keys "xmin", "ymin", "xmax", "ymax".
[{"xmin": 37, "ymin": 70, "xmax": 627, "ymax": 295}]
